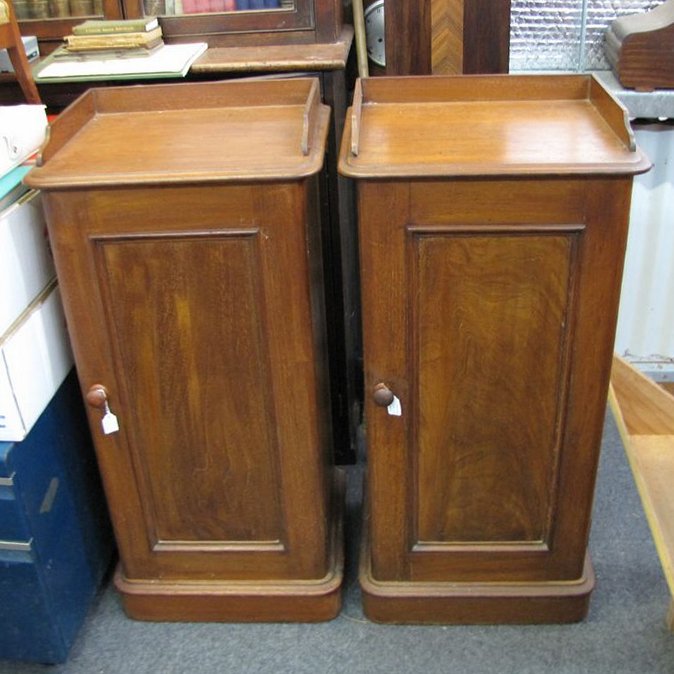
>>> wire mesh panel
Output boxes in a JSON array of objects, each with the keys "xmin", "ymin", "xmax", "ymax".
[{"xmin": 510, "ymin": 0, "xmax": 662, "ymax": 71}]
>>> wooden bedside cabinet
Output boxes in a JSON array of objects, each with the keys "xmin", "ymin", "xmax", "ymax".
[
  {"xmin": 26, "ymin": 77, "xmax": 344, "ymax": 622},
  {"xmin": 339, "ymin": 74, "xmax": 650, "ymax": 624}
]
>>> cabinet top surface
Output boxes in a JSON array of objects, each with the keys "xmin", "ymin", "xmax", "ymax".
[
  {"xmin": 339, "ymin": 75, "xmax": 651, "ymax": 178},
  {"xmin": 26, "ymin": 78, "xmax": 330, "ymax": 189},
  {"xmin": 191, "ymin": 27, "xmax": 353, "ymax": 73}
]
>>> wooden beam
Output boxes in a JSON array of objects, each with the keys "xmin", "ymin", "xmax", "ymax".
[
  {"xmin": 385, "ymin": 0, "xmax": 432, "ymax": 74},
  {"xmin": 462, "ymin": 0, "xmax": 511, "ymax": 74}
]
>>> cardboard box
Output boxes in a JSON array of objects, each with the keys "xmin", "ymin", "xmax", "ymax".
[
  {"xmin": 0, "ymin": 189, "xmax": 55, "ymax": 336},
  {"xmin": 0, "ymin": 281, "xmax": 74, "ymax": 442}
]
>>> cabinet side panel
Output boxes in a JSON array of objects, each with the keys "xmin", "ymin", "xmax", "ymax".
[
  {"xmin": 412, "ymin": 231, "xmax": 575, "ymax": 544},
  {"xmin": 96, "ymin": 233, "xmax": 284, "ymax": 546}
]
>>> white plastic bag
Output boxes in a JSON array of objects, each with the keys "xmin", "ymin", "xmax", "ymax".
[{"xmin": 0, "ymin": 105, "xmax": 48, "ymax": 177}]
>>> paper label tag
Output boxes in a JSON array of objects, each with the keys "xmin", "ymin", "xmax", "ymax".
[
  {"xmin": 387, "ymin": 395, "xmax": 402, "ymax": 417},
  {"xmin": 101, "ymin": 411, "xmax": 119, "ymax": 435}
]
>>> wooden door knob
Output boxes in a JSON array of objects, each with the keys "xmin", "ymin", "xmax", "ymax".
[
  {"xmin": 373, "ymin": 383, "xmax": 394, "ymax": 407},
  {"xmin": 86, "ymin": 385, "xmax": 109, "ymax": 409}
]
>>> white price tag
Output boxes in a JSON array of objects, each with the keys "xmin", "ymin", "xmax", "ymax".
[
  {"xmin": 101, "ymin": 411, "xmax": 119, "ymax": 435},
  {"xmin": 387, "ymin": 395, "xmax": 402, "ymax": 417}
]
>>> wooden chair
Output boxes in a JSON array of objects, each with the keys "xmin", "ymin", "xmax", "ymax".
[{"xmin": 0, "ymin": 0, "xmax": 41, "ymax": 103}]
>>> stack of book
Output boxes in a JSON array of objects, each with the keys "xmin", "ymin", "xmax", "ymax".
[
  {"xmin": 61, "ymin": 16, "xmax": 163, "ymax": 58},
  {"xmin": 179, "ymin": 0, "xmax": 280, "ymax": 13},
  {"xmin": 234, "ymin": 0, "xmax": 281, "ymax": 8}
]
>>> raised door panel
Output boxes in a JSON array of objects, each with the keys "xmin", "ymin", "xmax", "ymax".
[
  {"xmin": 413, "ymin": 231, "xmax": 576, "ymax": 545},
  {"xmin": 96, "ymin": 233, "xmax": 283, "ymax": 547},
  {"xmin": 360, "ymin": 179, "xmax": 630, "ymax": 585},
  {"xmin": 44, "ymin": 183, "xmax": 330, "ymax": 582}
]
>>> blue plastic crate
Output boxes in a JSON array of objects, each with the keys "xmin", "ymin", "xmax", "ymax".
[{"xmin": 0, "ymin": 369, "xmax": 113, "ymax": 664}]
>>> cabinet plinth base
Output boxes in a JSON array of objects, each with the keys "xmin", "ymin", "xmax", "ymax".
[
  {"xmin": 115, "ymin": 471, "xmax": 344, "ymax": 623},
  {"xmin": 359, "ymin": 536, "xmax": 595, "ymax": 625}
]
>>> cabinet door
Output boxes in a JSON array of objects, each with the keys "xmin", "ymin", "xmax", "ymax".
[
  {"xmin": 360, "ymin": 178, "xmax": 632, "ymax": 584},
  {"xmin": 44, "ymin": 182, "xmax": 331, "ymax": 583}
]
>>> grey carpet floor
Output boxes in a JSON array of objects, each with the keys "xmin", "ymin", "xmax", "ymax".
[{"xmin": 2, "ymin": 409, "xmax": 674, "ymax": 674}]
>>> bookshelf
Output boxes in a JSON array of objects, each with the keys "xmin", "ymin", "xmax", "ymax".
[{"xmin": 14, "ymin": 0, "xmax": 341, "ymax": 55}]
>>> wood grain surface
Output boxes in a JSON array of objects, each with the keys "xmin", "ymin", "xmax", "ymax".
[
  {"xmin": 414, "ymin": 231, "xmax": 573, "ymax": 544},
  {"xmin": 339, "ymin": 75, "xmax": 650, "ymax": 179},
  {"xmin": 344, "ymin": 75, "xmax": 644, "ymax": 622},
  {"xmin": 32, "ymin": 79, "xmax": 342, "ymax": 621},
  {"xmin": 28, "ymin": 78, "xmax": 331, "ymax": 186},
  {"xmin": 605, "ymin": 0, "xmax": 674, "ymax": 91},
  {"xmin": 609, "ymin": 355, "xmax": 674, "ymax": 630},
  {"xmin": 431, "ymin": 0, "xmax": 463, "ymax": 74}
]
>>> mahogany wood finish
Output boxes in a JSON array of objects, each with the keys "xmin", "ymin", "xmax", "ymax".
[
  {"xmin": 339, "ymin": 74, "xmax": 650, "ymax": 624},
  {"xmin": 190, "ymin": 28, "xmax": 353, "ymax": 73},
  {"xmin": 373, "ymin": 0, "xmax": 511, "ymax": 76},
  {"xmin": 384, "ymin": 0, "xmax": 432, "ymax": 75},
  {"xmin": 605, "ymin": 0, "xmax": 674, "ymax": 91},
  {"xmin": 26, "ymin": 78, "xmax": 344, "ymax": 622},
  {"xmin": 462, "ymin": 0, "xmax": 511, "ymax": 73}
]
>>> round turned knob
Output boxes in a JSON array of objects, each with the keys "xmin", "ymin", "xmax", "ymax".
[
  {"xmin": 373, "ymin": 383, "xmax": 395, "ymax": 407},
  {"xmin": 86, "ymin": 385, "xmax": 108, "ymax": 409}
]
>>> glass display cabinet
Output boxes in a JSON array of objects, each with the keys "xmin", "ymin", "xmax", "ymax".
[
  {"xmin": 124, "ymin": 0, "xmax": 342, "ymax": 46},
  {"xmin": 15, "ymin": 0, "xmax": 343, "ymax": 53}
]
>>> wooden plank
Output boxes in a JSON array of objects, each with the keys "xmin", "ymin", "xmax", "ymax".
[
  {"xmin": 628, "ymin": 436, "xmax": 674, "ymax": 592},
  {"xmin": 301, "ymin": 78, "xmax": 320, "ymax": 156},
  {"xmin": 190, "ymin": 27, "xmax": 354, "ymax": 73},
  {"xmin": 350, "ymin": 78, "xmax": 363, "ymax": 157},
  {"xmin": 431, "ymin": 0, "xmax": 463, "ymax": 74},
  {"xmin": 609, "ymin": 354, "xmax": 674, "ymax": 630},
  {"xmin": 360, "ymin": 72, "xmax": 591, "ymax": 104},
  {"xmin": 661, "ymin": 382, "xmax": 674, "ymax": 397},
  {"xmin": 462, "ymin": 0, "xmax": 511, "ymax": 74},
  {"xmin": 385, "ymin": 0, "xmax": 432, "ymax": 75},
  {"xmin": 590, "ymin": 75, "xmax": 637, "ymax": 151},
  {"xmin": 610, "ymin": 355, "xmax": 674, "ymax": 435}
]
